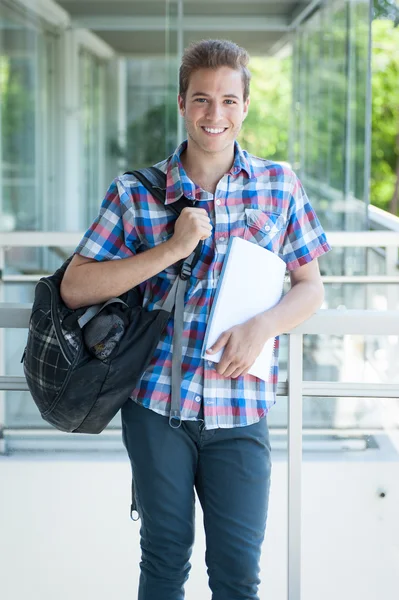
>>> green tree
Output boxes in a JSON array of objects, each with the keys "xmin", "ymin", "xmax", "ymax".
[
  {"xmin": 371, "ymin": 19, "xmax": 399, "ymax": 213},
  {"xmin": 126, "ymin": 100, "xmax": 178, "ymax": 169},
  {"xmin": 373, "ymin": 0, "xmax": 399, "ymax": 26},
  {"xmin": 238, "ymin": 56, "xmax": 291, "ymax": 162}
]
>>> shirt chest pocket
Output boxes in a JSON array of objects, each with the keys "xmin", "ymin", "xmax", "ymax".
[{"xmin": 243, "ymin": 209, "xmax": 286, "ymax": 251}]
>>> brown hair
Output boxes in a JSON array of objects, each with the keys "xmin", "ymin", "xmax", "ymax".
[{"xmin": 179, "ymin": 39, "xmax": 251, "ymax": 104}]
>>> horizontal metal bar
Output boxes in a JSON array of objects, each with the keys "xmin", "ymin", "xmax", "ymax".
[
  {"xmin": 71, "ymin": 15, "xmax": 290, "ymax": 32},
  {"xmin": 1, "ymin": 305, "xmax": 399, "ymax": 334},
  {"xmin": 323, "ymin": 231, "xmax": 399, "ymax": 247},
  {"xmin": 302, "ymin": 382, "xmax": 399, "ymax": 398},
  {"xmin": 291, "ymin": 310, "xmax": 399, "ymax": 335},
  {"xmin": 322, "ymin": 276, "xmax": 399, "ymax": 284},
  {"xmin": 2, "ymin": 275, "xmax": 48, "ymax": 283},
  {"xmin": 1, "ymin": 430, "xmax": 369, "ymax": 453},
  {"xmin": 3, "ymin": 274, "xmax": 399, "ymax": 285},
  {"xmin": 0, "ymin": 304, "xmax": 32, "ymax": 328},
  {"xmin": 2, "ymin": 377, "xmax": 286, "ymax": 394},
  {"xmin": 0, "ymin": 232, "xmax": 80, "ymax": 247},
  {"xmin": 2, "ymin": 375, "xmax": 399, "ymax": 399},
  {"xmin": 0, "ymin": 377, "xmax": 29, "ymax": 391},
  {"xmin": 1, "ymin": 231, "xmax": 399, "ymax": 248},
  {"xmin": 3, "ymin": 426, "xmax": 389, "ymax": 438}
]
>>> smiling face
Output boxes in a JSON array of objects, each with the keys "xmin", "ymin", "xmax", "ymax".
[{"xmin": 178, "ymin": 66, "xmax": 250, "ymax": 159}]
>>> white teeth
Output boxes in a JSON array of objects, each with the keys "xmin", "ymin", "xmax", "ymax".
[{"xmin": 203, "ymin": 127, "xmax": 225, "ymax": 134}]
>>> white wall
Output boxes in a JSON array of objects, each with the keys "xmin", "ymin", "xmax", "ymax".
[{"xmin": 1, "ymin": 450, "xmax": 398, "ymax": 600}]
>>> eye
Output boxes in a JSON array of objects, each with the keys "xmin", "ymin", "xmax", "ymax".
[
  {"xmin": 194, "ymin": 98, "xmax": 208, "ymax": 103},
  {"xmin": 224, "ymin": 99, "xmax": 236, "ymax": 105}
]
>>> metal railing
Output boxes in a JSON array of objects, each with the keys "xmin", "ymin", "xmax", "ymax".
[
  {"xmin": 1, "ymin": 230, "xmax": 399, "ymax": 284},
  {"xmin": 1, "ymin": 302, "xmax": 399, "ymax": 600},
  {"xmin": 1, "ymin": 230, "xmax": 399, "ymax": 600}
]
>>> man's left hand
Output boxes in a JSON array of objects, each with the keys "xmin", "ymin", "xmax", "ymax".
[{"xmin": 205, "ymin": 316, "xmax": 272, "ymax": 378}]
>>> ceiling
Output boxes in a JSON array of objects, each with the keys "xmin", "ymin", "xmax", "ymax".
[{"xmin": 57, "ymin": 0, "xmax": 319, "ymax": 56}]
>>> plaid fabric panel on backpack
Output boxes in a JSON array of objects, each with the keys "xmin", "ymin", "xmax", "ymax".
[{"xmin": 24, "ymin": 307, "xmax": 71, "ymax": 415}]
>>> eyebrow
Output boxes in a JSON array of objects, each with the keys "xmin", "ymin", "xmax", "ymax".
[{"xmin": 191, "ymin": 92, "xmax": 241, "ymax": 100}]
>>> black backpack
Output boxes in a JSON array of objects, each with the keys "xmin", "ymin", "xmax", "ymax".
[{"xmin": 22, "ymin": 167, "xmax": 202, "ymax": 434}]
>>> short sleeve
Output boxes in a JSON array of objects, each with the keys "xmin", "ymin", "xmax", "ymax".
[
  {"xmin": 281, "ymin": 173, "xmax": 331, "ymax": 271},
  {"xmin": 75, "ymin": 178, "xmax": 139, "ymax": 261}
]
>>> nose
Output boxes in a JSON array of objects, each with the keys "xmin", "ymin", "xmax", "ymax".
[{"xmin": 205, "ymin": 101, "xmax": 223, "ymax": 122}]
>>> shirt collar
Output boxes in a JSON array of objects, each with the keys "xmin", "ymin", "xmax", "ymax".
[
  {"xmin": 230, "ymin": 140, "xmax": 254, "ymax": 179},
  {"xmin": 164, "ymin": 140, "xmax": 254, "ymax": 205}
]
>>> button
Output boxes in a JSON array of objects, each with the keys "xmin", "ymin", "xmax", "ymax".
[
  {"xmin": 265, "ymin": 225, "xmax": 271, "ymax": 232},
  {"xmin": 219, "ymin": 236, "xmax": 226, "ymax": 242},
  {"xmin": 195, "ymin": 395, "xmax": 201, "ymax": 403},
  {"xmin": 216, "ymin": 199, "xmax": 221, "ymax": 206}
]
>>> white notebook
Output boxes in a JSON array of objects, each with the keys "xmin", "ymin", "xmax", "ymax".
[{"xmin": 202, "ymin": 236, "xmax": 287, "ymax": 381}]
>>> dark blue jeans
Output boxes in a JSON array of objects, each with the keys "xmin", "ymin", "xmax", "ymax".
[{"xmin": 121, "ymin": 400, "xmax": 272, "ymax": 600}]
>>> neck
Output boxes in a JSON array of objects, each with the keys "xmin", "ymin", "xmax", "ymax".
[{"xmin": 181, "ymin": 140, "xmax": 235, "ymax": 190}]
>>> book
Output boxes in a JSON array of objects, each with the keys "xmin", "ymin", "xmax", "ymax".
[{"xmin": 201, "ymin": 236, "xmax": 287, "ymax": 381}]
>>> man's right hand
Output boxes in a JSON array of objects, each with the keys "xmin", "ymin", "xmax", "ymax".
[
  {"xmin": 61, "ymin": 208, "xmax": 213, "ymax": 310},
  {"xmin": 168, "ymin": 207, "xmax": 213, "ymax": 258}
]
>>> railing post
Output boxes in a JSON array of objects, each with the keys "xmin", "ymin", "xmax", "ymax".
[
  {"xmin": 385, "ymin": 245, "xmax": 398, "ymax": 311},
  {"xmin": 0, "ymin": 245, "xmax": 5, "ymax": 453},
  {"xmin": 287, "ymin": 333, "xmax": 303, "ymax": 600}
]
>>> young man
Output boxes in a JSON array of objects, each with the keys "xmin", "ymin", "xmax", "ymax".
[{"xmin": 61, "ymin": 39, "xmax": 331, "ymax": 600}]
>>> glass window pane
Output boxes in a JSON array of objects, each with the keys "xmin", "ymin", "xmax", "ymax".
[
  {"xmin": 80, "ymin": 48, "xmax": 107, "ymax": 225},
  {"xmin": 292, "ymin": 0, "xmax": 370, "ymax": 232}
]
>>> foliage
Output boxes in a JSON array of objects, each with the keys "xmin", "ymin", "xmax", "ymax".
[
  {"xmin": 126, "ymin": 99, "xmax": 178, "ymax": 169},
  {"xmin": 0, "ymin": 56, "xmax": 34, "ymax": 171},
  {"xmin": 371, "ymin": 19, "xmax": 399, "ymax": 213},
  {"xmin": 373, "ymin": 0, "xmax": 399, "ymax": 27},
  {"xmin": 238, "ymin": 56, "xmax": 291, "ymax": 162}
]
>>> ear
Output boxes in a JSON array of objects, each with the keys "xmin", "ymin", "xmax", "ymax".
[
  {"xmin": 242, "ymin": 96, "xmax": 250, "ymax": 120},
  {"xmin": 178, "ymin": 94, "xmax": 185, "ymax": 116}
]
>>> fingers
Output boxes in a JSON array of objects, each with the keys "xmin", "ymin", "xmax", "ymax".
[
  {"xmin": 218, "ymin": 361, "xmax": 249, "ymax": 378},
  {"xmin": 182, "ymin": 207, "xmax": 208, "ymax": 214},
  {"xmin": 206, "ymin": 332, "xmax": 230, "ymax": 354},
  {"xmin": 199, "ymin": 222, "xmax": 212, "ymax": 240},
  {"xmin": 230, "ymin": 367, "xmax": 244, "ymax": 379},
  {"xmin": 215, "ymin": 344, "xmax": 251, "ymax": 378},
  {"xmin": 181, "ymin": 208, "xmax": 212, "ymax": 234}
]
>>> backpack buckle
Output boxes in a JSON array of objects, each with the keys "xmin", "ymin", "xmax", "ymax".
[{"xmin": 179, "ymin": 262, "xmax": 192, "ymax": 281}]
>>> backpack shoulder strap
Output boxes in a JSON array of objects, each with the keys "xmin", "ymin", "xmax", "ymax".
[
  {"xmin": 124, "ymin": 167, "xmax": 203, "ymax": 270},
  {"xmin": 125, "ymin": 167, "xmax": 165, "ymax": 201},
  {"xmin": 123, "ymin": 167, "xmax": 204, "ymax": 437},
  {"xmin": 124, "ymin": 167, "xmax": 190, "ymax": 217}
]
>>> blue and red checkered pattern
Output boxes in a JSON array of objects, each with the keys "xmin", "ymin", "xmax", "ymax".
[{"xmin": 75, "ymin": 140, "xmax": 331, "ymax": 429}]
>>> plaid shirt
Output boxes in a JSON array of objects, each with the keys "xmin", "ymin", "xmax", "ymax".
[{"xmin": 75, "ymin": 140, "xmax": 331, "ymax": 429}]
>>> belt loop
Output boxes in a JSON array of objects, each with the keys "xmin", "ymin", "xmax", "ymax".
[{"xmin": 169, "ymin": 409, "xmax": 182, "ymax": 429}]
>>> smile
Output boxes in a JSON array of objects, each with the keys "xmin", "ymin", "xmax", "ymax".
[{"xmin": 201, "ymin": 127, "xmax": 227, "ymax": 135}]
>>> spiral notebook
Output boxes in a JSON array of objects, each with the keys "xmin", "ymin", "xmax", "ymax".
[{"xmin": 201, "ymin": 236, "xmax": 287, "ymax": 381}]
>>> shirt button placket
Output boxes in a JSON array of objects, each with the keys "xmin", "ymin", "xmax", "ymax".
[{"xmin": 214, "ymin": 193, "xmax": 225, "ymax": 248}]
